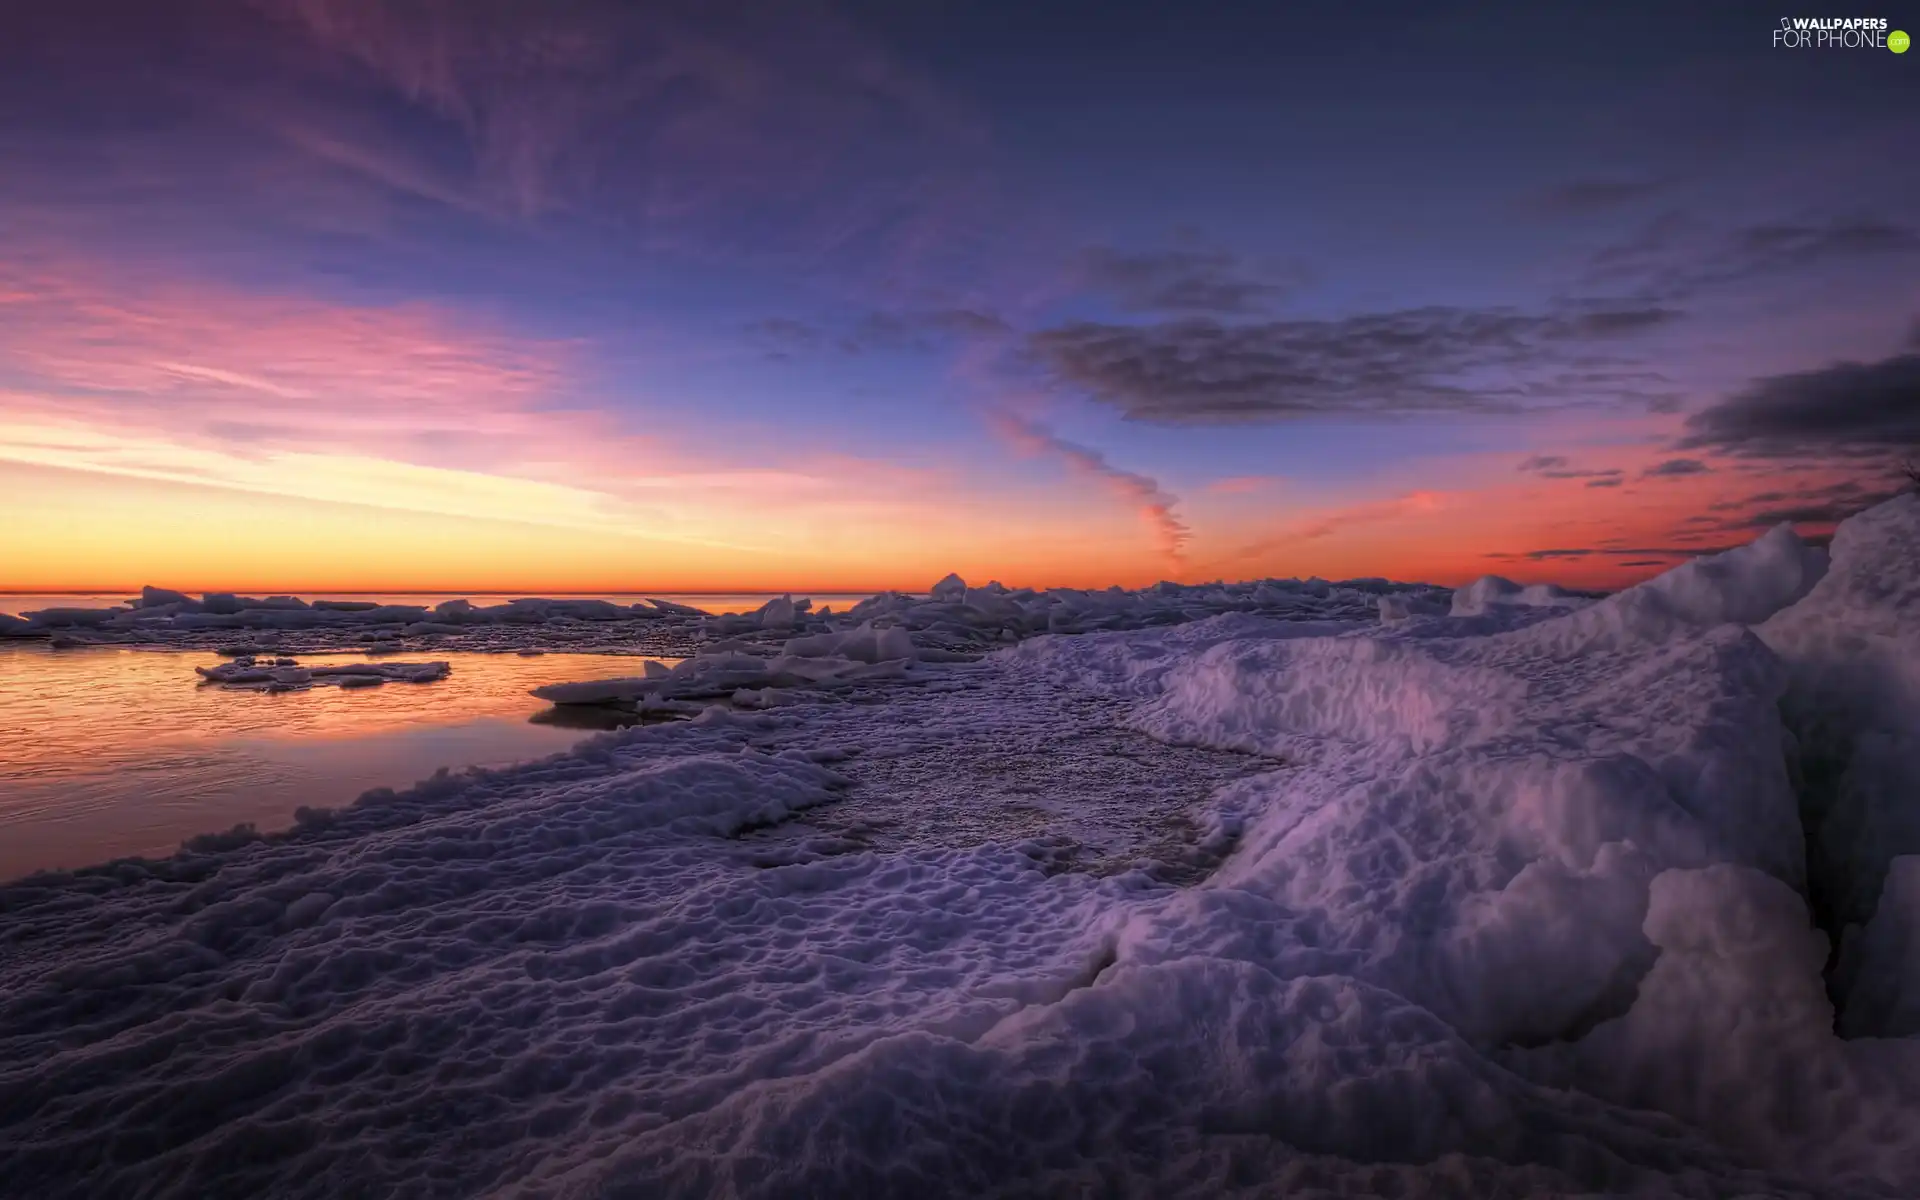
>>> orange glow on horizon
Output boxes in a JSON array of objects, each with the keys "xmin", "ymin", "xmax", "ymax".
[
  {"xmin": 3, "ymin": 452, "xmax": 1859, "ymax": 597},
  {"xmin": 0, "ymin": 461, "xmax": 1182, "ymax": 595}
]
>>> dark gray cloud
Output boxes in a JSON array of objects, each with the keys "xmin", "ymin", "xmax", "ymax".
[
  {"xmin": 1585, "ymin": 477, "xmax": 1624, "ymax": 488},
  {"xmin": 854, "ymin": 308, "xmax": 1012, "ymax": 351},
  {"xmin": 1572, "ymin": 308, "xmax": 1677, "ymax": 336},
  {"xmin": 1642, "ymin": 458, "xmax": 1711, "ymax": 478},
  {"xmin": 1077, "ymin": 247, "xmax": 1299, "ymax": 316},
  {"xmin": 1488, "ymin": 542, "xmax": 1749, "ymax": 564},
  {"xmin": 748, "ymin": 309, "xmax": 1010, "ymax": 358},
  {"xmin": 742, "ymin": 318, "xmax": 821, "ymax": 359},
  {"xmin": 1679, "ymin": 353, "xmax": 1920, "ymax": 459},
  {"xmin": 1741, "ymin": 497, "xmax": 1899, "ymax": 527},
  {"xmin": 1028, "ymin": 304, "xmax": 1683, "ymax": 425},
  {"xmin": 1484, "ymin": 543, "xmax": 1728, "ymax": 564},
  {"xmin": 1697, "ymin": 478, "xmax": 1902, "ymax": 531},
  {"xmin": 1527, "ymin": 177, "xmax": 1668, "ymax": 218},
  {"xmin": 1708, "ymin": 491, "xmax": 1786, "ymax": 511},
  {"xmin": 1518, "ymin": 454, "xmax": 1626, "ymax": 481},
  {"xmin": 1587, "ymin": 215, "xmax": 1920, "ymax": 301}
]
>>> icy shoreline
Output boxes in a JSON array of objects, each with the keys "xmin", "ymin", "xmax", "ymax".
[
  {"xmin": 0, "ymin": 574, "xmax": 1439, "ymax": 660},
  {"xmin": 1, "ymin": 499, "xmax": 1916, "ymax": 1198}
]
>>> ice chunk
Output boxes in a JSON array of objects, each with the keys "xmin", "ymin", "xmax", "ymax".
[
  {"xmin": 929, "ymin": 572, "xmax": 967, "ymax": 601},
  {"xmin": 1448, "ymin": 574, "xmax": 1522, "ymax": 615},
  {"xmin": 307, "ymin": 661, "xmax": 450, "ymax": 683},
  {"xmin": 1448, "ymin": 575, "xmax": 1589, "ymax": 617},
  {"xmin": 400, "ymin": 621, "xmax": 464, "ymax": 636},
  {"xmin": 781, "ymin": 621, "xmax": 916, "ymax": 663},
  {"xmin": 753, "ymin": 594, "xmax": 797, "ymax": 630},
  {"xmin": 353, "ymin": 605, "xmax": 431, "ymax": 624},
  {"xmin": 1523, "ymin": 864, "xmax": 1920, "ymax": 1193},
  {"xmin": 531, "ymin": 676, "xmax": 655, "ymax": 705},
  {"xmin": 20, "ymin": 607, "xmax": 123, "ymax": 627},
  {"xmin": 1632, "ymin": 523, "xmax": 1827, "ymax": 628},
  {"xmin": 135, "ymin": 585, "xmax": 196, "ymax": 610},
  {"xmin": 1377, "ymin": 592, "xmax": 1446, "ymax": 622},
  {"xmin": 645, "ymin": 597, "xmax": 710, "ymax": 616},
  {"xmin": 196, "ymin": 657, "xmax": 450, "ymax": 689}
]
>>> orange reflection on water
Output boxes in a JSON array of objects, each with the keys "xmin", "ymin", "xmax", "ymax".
[{"xmin": 0, "ymin": 645, "xmax": 677, "ymax": 879}]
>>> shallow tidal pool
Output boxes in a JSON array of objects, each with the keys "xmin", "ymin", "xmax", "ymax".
[{"xmin": 0, "ymin": 644, "xmax": 673, "ymax": 879}]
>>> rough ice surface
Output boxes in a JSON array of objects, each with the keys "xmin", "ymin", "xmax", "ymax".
[
  {"xmin": 1446, "ymin": 574, "xmax": 1591, "ymax": 618},
  {"xmin": 1755, "ymin": 496, "xmax": 1920, "ymax": 963},
  {"xmin": 2, "ymin": 500, "xmax": 1918, "ymax": 1198}
]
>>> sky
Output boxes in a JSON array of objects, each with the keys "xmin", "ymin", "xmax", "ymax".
[{"xmin": 1, "ymin": 0, "xmax": 1916, "ymax": 593}]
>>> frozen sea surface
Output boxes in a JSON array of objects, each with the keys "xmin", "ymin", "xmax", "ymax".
[{"xmin": 1, "ymin": 501, "xmax": 1918, "ymax": 1198}]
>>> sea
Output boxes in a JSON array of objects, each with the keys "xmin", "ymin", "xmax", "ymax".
[{"xmin": 0, "ymin": 591, "xmax": 874, "ymax": 880}]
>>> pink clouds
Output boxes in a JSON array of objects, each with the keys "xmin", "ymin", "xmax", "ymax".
[
  {"xmin": 0, "ymin": 248, "xmax": 1000, "ymax": 552},
  {"xmin": 0, "ymin": 253, "xmax": 603, "ymax": 469},
  {"xmin": 985, "ymin": 409, "xmax": 1190, "ymax": 568}
]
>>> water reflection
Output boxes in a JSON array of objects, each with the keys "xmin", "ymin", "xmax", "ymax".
[{"xmin": 0, "ymin": 644, "xmax": 679, "ymax": 879}]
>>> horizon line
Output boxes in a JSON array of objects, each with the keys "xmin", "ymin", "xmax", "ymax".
[
  {"xmin": 0, "ymin": 586, "xmax": 923, "ymax": 598},
  {"xmin": 0, "ymin": 573, "xmax": 1429, "ymax": 597}
]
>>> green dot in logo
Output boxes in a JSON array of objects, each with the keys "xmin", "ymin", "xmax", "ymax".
[{"xmin": 1892, "ymin": 29, "xmax": 1912, "ymax": 52}]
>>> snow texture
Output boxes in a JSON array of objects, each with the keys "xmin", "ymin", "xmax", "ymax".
[{"xmin": 2, "ymin": 500, "xmax": 1918, "ymax": 1198}]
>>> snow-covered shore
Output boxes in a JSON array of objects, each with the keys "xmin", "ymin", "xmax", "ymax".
[{"xmin": 1, "ymin": 498, "xmax": 1916, "ymax": 1198}]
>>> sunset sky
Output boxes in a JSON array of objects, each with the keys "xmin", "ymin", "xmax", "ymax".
[{"xmin": 2, "ymin": 0, "xmax": 1916, "ymax": 593}]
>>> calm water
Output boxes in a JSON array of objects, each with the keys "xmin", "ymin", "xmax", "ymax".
[
  {"xmin": 0, "ymin": 644, "xmax": 681, "ymax": 880},
  {"xmin": 0, "ymin": 592, "xmax": 883, "ymax": 618}
]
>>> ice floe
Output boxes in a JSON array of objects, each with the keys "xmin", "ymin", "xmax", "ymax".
[
  {"xmin": 194, "ymin": 655, "xmax": 452, "ymax": 691},
  {"xmin": 1, "ymin": 499, "xmax": 1917, "ymax": 1198}
]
